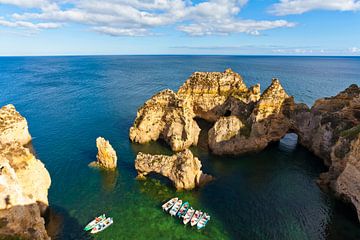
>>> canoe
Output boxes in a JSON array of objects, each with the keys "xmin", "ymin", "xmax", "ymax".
[
  {"xmin": 90, "ymin": 217, "xmax": 113, "ymax": 234},
  {"xmin": 197, "ymin": 213, "xmax": 210, "ymax": 229},
  {"xmin": 84, "ymin": 214, "xmax": 106, "ymax": 231},
  {"xmin": 183, "ymin": 207, "xmax": 195, "ymax": 225},
  {"xmin": 177, "ymin": 202, "xmax": 190, "ymax": 218},
  {"xmin": 190, "ymin": 210, "xmax": 203, "ymax": 226},
  {"xmin": 169, "ymin": 199, "xmax": 182, "ymax": 216},
  {"xmin": 162, "ymin": 197, "xmax": 178, "ymax": 212}
]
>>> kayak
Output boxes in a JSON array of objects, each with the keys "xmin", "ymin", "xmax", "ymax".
[
  {"xmin": 162, "ymin": 197, "xmax": 178, "ymax": 212},
  {"xmin": 183, "ymin": 207, "xmax": 195, "ymax": 225},
  {"xmin": 177, "ymin": 202, "xmax": 190, "ymax": 218},
  {"xmin": 84, "ymin": 214, "xmax": 106, "ymax": 231},
  {"xmin": 169, "ymin": 199, "xmax": 182, "ymax": 216},
  {"xmin": 197, "ymin": 213, "xmax": 210, "ymax": 229},
  {"xmin": 190, "ymin": 210, "xmax": 203, "ymax": 226},
  {"xmin": 90, "ymin": 217, "xmax": 113, "ymax": 234}
]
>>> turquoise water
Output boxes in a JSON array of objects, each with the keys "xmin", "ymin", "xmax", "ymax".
[{"xmin": 1, "ymin": 56, "xmax": 360, "ymax": 240}]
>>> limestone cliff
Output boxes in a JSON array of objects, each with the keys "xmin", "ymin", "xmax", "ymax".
[
  {"xmin": 89, "ymin": 137, "xmax": 117, "ymax": 169},
  {"xmin": 135, "ymin": 149, "xmax": 213, "ymax": 190},
  {"xmin": 129, "ymin": 89, "xmax": 200, "ymax": 151},
  {"xmin": 0, "ymin": 104, "xmax": 51, "ymax": 240},
  {"xmin": 209, "ymin": 78, "xmax": 293, "ymax": 155}
]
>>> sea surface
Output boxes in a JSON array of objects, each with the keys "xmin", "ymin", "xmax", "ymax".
[{"xmin": 1, "ymin": 55, "xmax": 360, "ymax": 240}]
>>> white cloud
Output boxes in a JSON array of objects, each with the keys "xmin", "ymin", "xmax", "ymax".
[
  {"xmin": 0, "ymin": 0, "xmax": 295, "ymax": 36},
  {"xmin": 0, "ymin": 17, "xmax": 61, "ymax": 30},
  {"xmin": 270, "ymin": 0, "xmax": 360, "ymax": 15},
  {"xmin": 349, "ymin": 47, "xmax": 360, "ymax": 53}
]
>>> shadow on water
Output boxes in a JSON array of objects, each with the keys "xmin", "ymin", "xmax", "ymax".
[
  {"xmin": 45, "ymin": 205, "xmax": 93, "ymax": 240},
  {"xmin": 98, "ymin": 169, "xmax": 119, "ymax": 192},
  {"xmin": 194, "ymin": 133, "xmax": 360, "ymax": 240}
]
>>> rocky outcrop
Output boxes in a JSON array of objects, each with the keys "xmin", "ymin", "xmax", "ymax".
[
  {"xmin": 177, "ymin": 68, "xmax": 260, "ymax": 122},
  {"xmin": 209, "ymin": 79, "xmax": 293, "ymax": 154},
  {"xmin": 0, "ymin": 104, "xmax": 32, "ymax": 145},
  {"xmin": 0, "ymin": 104, "xmax": 51, "ymax": 240},
  {"xmin": 129, "ymin": 89, "xmax": 200, "ymax": 151},
  {"xmin": 293, "ymin": 84, "xmax": 360, "ymax": 220},
  {"xmin": 135, "ymin": 149, "xmax": 213, "ymax": 190},
  {"xmin": 89, "ymin": 137, "xmax": 117, "ymax": 169}
]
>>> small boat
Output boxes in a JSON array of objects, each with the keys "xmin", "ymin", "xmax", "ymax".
[
  {"xmin": 183, "ymin": 207, "xmax": 195, "ymax": 225},
  {"xmin": 190, "ymin": 210, "xmax": 203, "ymax": 226},
  {"xmin": 197, "ymin": 213, "xmax": 210, "ymax": 229},
  {"xmin": 169, "ymin": 199, "xmax": 182, "ymax": 216},
  {"xmin": 177, "ymin": 202, "xmax": 190, "ymax": 218},
  {"xmin": 90, "ymin": 217, "xmax": 113, "ymax": 234},
  {"xmin": 84, "ymin": 214, "xmax": 106, "ymax": 231},
  {"xmin": 162, "ymin": 197, "xmax": 178, "ymax": 212}
]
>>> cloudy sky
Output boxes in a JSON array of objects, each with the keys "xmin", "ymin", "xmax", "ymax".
[{"xmin": 0, "ymin": 0, "xmax": 359, "ymax": 55}]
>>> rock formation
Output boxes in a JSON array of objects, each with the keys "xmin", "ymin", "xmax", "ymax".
[
  {"xmin": 135, "ymin": 149, "xmax": 213, "ymax": 190},
  {"xmin": 129, "ymin": 89, "xmax": 200, "ymax": 151},
  {"xmin": 209, "ymin": 78, "xmax": 293, "ymax": 154},
  {"xmin": 89, "ymin": 137, "xmax": 117, "ymax": 169},
  {"xmin": 292, "ymin": 84, "xmax": 360, "ymax": 220},
  {"xmin": 0, "ymin": 104, "xmax": 51, "ymax": 240}
]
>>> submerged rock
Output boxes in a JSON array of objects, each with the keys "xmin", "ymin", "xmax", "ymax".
[
  {"xmin": 0, "ymin": 105, "xmax": 51, "ymax": 240},
  {"xmin": 90, "ymin": 137, "xmax": 117, "ymax": 169},
  {"xmin": 135, "ymin": 149, "xmax": 213, "ymax": 190}
]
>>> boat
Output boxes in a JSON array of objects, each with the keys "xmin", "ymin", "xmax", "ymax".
[
  {"xmin": 183, "ymin": 207, "xmax": 195, "ymax": 225},
  {"xmin": 169, "ymin": 199, "xmax": 182, "ymax": 216},
  {"xmin": 197, "ymin": 213, "xmax": 210, "ymax": 229},
  {"xmin": 162, "ymin": 197, "xmax": 178, "ymax": 212},
  {"xmin": 84, "ymin": 214, "xmax": 106, "ymax": 231},
  {"xmin": 90, "ymin": 217, "xmax": 113, "ymax": 234},
  {"xmin": 190, "ymin": 210, "xmax": 203, "ymax": 226},
  {"xmin": 177, "ymin": 202, "xmax": 190, "ymax": 218}
]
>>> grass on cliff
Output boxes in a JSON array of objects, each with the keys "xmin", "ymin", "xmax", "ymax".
[{"xmin": 340, "ymin": 125, "xmax": 360, "ymax": 139}]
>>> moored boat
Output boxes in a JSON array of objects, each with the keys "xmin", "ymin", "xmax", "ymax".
[
  {"xmin": 190, "ymin": 210, "xmax": 203, "ymax": 226},
  {"xmin": 197, "ymin": 213, "xmax": 210, "ymax": 229},
  {"xmin": 84, "ymin": 214, "xmax": 106, "ymax": 231},
  {"xmin": 183, "ymin": 207, "xmax": 195, "ymax": 225},
  {"xmin": 90, "ymin": 217, "xmax": 113, "ymax": 234},
  {"xmin": 177, "ymin": 202, "xmax": 190, "ymax": 218},
  {"xmin": 162, "ymin": 197, "xmax": 178, "ymax": 212},
  {"xmin": 169, "ymin": 199, "xmax": 182, "ymax": 216}
]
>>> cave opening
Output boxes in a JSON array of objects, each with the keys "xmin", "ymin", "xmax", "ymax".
[
  {"xmin": 224, "ymin": 110, "xmax": 232, "ymax": 117},
  {"xmin": 194, "ymin": 117, "xmax": 214, "ymax": 150}
]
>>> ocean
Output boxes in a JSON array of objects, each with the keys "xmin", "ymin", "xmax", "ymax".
[{"xmin": 1, "ymin": 55, "xmax": 360, "ymax": 240}]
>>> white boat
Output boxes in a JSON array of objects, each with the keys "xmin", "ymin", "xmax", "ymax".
[
  {"xmin": 162, "ymin": 197, "xmax": 178, "ymax": 211},
  {"xmin": 90, "ymin": 217, "xmax": 113, "ymax": 234},
  {"xmin": 183, "ymin": 207, "xmax": 195, "ymax": 225},
  {"xmin": 190, "ymin": 210, "xmax": 203, "ymax": 226},
  {"xmin": 84, "ymin": 214, "xmax": 106, "ymax": 231},
  {"xmin": 197, "ymin": 213, "xmax": 210, "ymax": 229},
  {"xmin": 169, "ymin": 199, "xmax": 182, "ymax": 216}
]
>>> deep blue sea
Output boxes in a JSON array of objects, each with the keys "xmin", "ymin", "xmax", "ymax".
[{"xmin": 1, "ymin": 56, "xmax": 360, "ymax": 240}]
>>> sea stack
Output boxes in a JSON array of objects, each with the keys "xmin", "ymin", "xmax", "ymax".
[
  {"xmin": 0, "ymin": 104, "xmax": 51, "ymax": 240},
  {"xmin": 90, "ymin": 137, "xmax": 117, "ymax": 169},
  {"xmin": 135, "ymin": 149, "xmax": 213, "ymax": 190}
]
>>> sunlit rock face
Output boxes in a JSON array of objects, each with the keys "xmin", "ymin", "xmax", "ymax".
[
  {"xmin": 89, "ymin": 137, "xmax": 118, "ymax": 169},
  {"xmin": 129, "ymin": 89, "xmax": 200, "ymax": 151},
  {"xmin": 177, "ymin": 69, "xmax": 260, "ymax": 122},
  {"xmin": 0, "ymin": 104, "xmax": 32, "ymax": 145},
  {"xmin": 0, "ymin": 104, "xmax": 51, "ymax": 240},
  {"xmin": 135, "ymin": 149, "xmax": 213, "ymax": 190},
  {"xmin": 209, "ymin": 78, "xmax": 293, "ymax": 155}
]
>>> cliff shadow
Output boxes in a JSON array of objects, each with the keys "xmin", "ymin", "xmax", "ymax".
[{"xmin": 45, "ymin": 205, "xmax": 94, "ymax": 240}]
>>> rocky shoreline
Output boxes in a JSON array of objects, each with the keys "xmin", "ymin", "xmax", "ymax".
[
  {"xmin": 130, "ymin": 69, "xmax": 360, "ymax": 221},
  {"xmin": 0, "ymin": 105, "xmax": 51, "ymax": 239}
]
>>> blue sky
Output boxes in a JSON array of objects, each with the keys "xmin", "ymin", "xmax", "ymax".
[{"xmin": 0, "ymin": 0, "xmax": 359, "ymax": 56}]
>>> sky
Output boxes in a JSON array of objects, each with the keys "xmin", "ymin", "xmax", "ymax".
[{"xmin": 0, "ymin": 0, "xmax": 359, "ymax": 56}]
